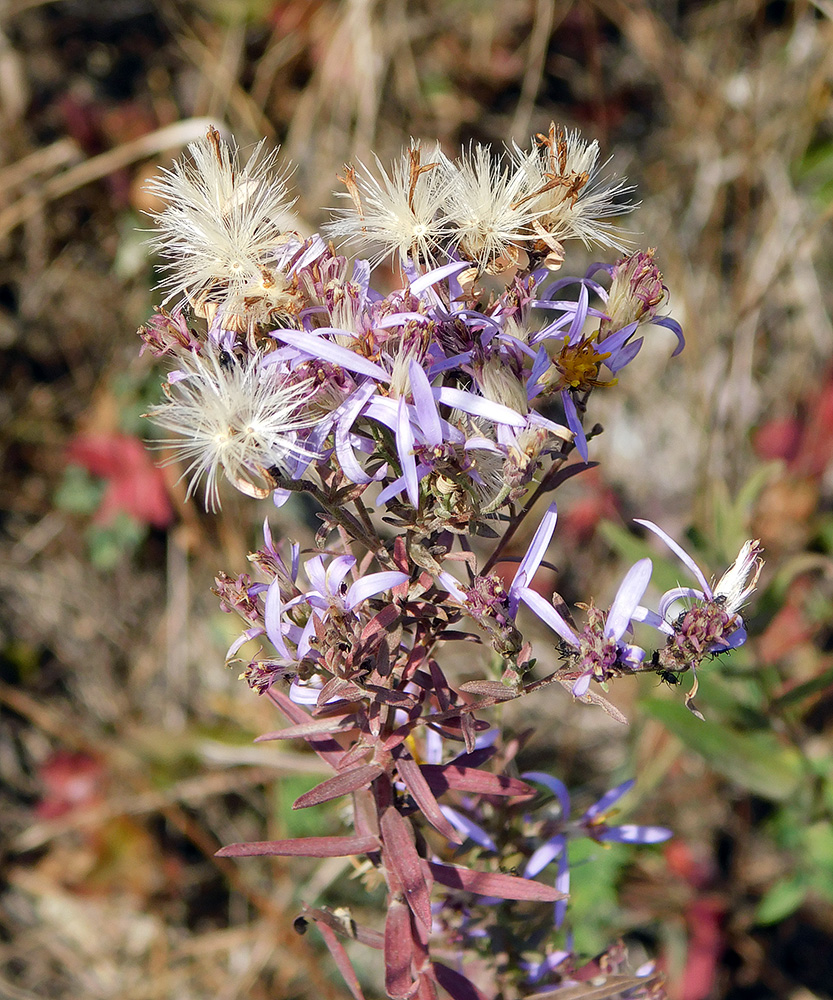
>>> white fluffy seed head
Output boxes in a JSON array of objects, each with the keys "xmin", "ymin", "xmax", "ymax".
[
  {"xmin": 324, "ymin": 140, "xmax": 453, "ymax": 270},
  {"xmin": 441, "ymin": 144, "xmax": 537, "ymax": 273},
  {"xmin": 147, "ymin": 348, "xmax": 315, "ymax": 510},
  {"xmin": 146, "ymin": 128, "xmax": 300, "ymax": 325},
  {"xmin": 512, "ymin": 126, "xmax": 636, "ymax": 252}
]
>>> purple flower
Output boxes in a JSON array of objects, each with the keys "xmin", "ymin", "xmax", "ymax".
[
  {"xmin": 517, "ymin": 557, "xmax": 653, "ymax": 697},
  {"xmin": 370, "ymin": 360, "xmax": 523, "ymax": 508},
  {"xmin": 229, "ymin": 550, "xmax": 408, "ymax": 700},
  {"xmin": 632, "ymin": 520, "xmax": 764, "ymax": 715},
  {"xmin": 521, "ymin": 773, "xmax": 672, "ymax": 928},
  {"xmin": 632, "ymin": 520, "xmax": 763, "ymax": 651},
  {"xmin": 589, "ymin": 250, "xmax": 685, "ymax": 365},
  {"xmin": 289, "ymin": 553, "xmax": 408, "ymax": 656}
]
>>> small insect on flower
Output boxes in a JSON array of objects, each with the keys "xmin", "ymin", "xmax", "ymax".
[
  {"xmin": 146, "ymin": 347, "xmax": 315, "ymax": 510},
  {"xmin": 634, "ymin": 521, "xmax": 764, "ymax": 717},
  {"xmin": 146, "ymin": 127, "xmax": 300, "ymax": 330}
]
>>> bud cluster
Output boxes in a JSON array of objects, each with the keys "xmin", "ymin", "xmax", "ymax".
[{"xmin": 138, "ymin": 126, "xmax": 763, "ymax": 1000}]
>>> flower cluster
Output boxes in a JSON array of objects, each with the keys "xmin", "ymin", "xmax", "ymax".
[{"xmin": 138, "ymin": 126, "xmax": 763, "ymax": 1000}]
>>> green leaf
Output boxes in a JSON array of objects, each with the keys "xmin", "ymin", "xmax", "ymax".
[
  {"xmin": 85, "ymin": 514, "xmax": 147, "ymax": 570},
  {"xmin": 773, "ymin": 665, "xmax": 833, "ymax": 709},
  {"xmin": 641, "ymin": 698, "xmax": 803, "ymax": 800},
  {"xmin": 755, "ymin": 874, "xmax": 808, "ymax": 925},
  {"xmin": 275, "ymin": 775, "xmax": 334, "ymax": 839},
  {"xmin": 567, "ymin": 839, "xmax": 631, "ymax": 956},
  {"xmin": 54, "ymin": 465, "xmax": 105, "ymax": 515},
  {"xmin": 805, "ymin": 821, "xmax": 833, "ymax": 867}
]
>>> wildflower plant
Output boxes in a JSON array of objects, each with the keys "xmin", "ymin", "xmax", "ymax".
[{"xmin": 138, "ymin": 125, "xmax": 764, "ymax": 999}]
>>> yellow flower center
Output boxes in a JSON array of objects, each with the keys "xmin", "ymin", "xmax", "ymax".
[{"xmin": 554, "ymin": 338, "xmax": 617, "ymax": 392}]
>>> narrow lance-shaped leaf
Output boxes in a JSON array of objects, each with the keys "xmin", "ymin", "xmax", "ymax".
[
  {"xmin": 384, "ymin": 898, "xmax": 416, "ymax": 1000},
  {"xmin": 380, "ymin": 805, "xmax": 434, "ymax": 932},
  {"xmin": 420, "ymin": 763, "xmax": 534, "ymax": 799},
  {"xmin": 315, "ymin": 920, "xmax": 366, "ymax": 1000},
  {"xmin": 431, "ymin": 962, "xmax": 492, "ymax": 1000},
  {"xmin": 266, "ymin": 686, "xmax": 346, "ymax": 769},
  {"xmin": 426, "ymin": 861, "xmax": 567, "ymax": 902},
  {"xmin": 301, "ymin": 904, "xmax": 384, "ymax": 949},
  {"xmin": 254, "ymin": 713, "xmax": 358, "ymax": 742},
  {"xmin": 293, "ymin": 763, "xmax": 385, "ymax": 810},
  {"xmin": 395, "ymin": 753, "xmax": 462, "ymax": 844},
  {"xmin": 216, "ymin": 834, "xmax": 380, "ymax": 858}
]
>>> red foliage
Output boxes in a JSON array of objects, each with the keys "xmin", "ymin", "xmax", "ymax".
[
  {"xmin": 67, "ymin": 433, "xmax": 174, "ymax": 529},
  {"xmin": 35, "ymin": 750, "xmax": 105, "ymax": 820}
]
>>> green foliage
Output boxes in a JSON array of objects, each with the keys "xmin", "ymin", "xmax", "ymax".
[
  {"xmin": 274, "ymin": 775, "xmax": 336, "ymax": 839},
  {"xmin": 755, "ymin": 874, "xmax": 808, "ymax": 925},
  {"xmin": 85, "ymin": 513, "xmax": 148, "ymax": 571},
  {"xmin": 566, "ymin": 839, "xmax": 631, "ymax": 956},
  {"xmin": 640, "ymin": 697, "xmax": 803, "ymax": 801},
  {"xmin": 54, "ymin": 464, "xmax": 105, "ymax": 516},
  {"xmin": 797, "ymin": 139, "xmax": 833, "ymax": 206}
]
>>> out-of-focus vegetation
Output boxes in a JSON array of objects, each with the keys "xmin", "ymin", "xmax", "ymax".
[{"xmin": 1, "ymin": 2, "xmax": 832, "ymax": 998}]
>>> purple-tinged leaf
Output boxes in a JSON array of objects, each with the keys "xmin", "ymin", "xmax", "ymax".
[
  {"xmin": 317, "ymin": 676, "xmax": 364, "ymax": 704},
  {"xmin": 446, "ymin": 747, "xmax": 497, "ymax": 769},
  {"xmin": 316, "ymin": 921, "xmax": 366, "ymax": 1000},
  {"xmin": 301, "ymin": 903, "xmax": 384, "ymax": 949},
  {"xmin": 426, "ymin": 862, "xmax": 567, "ymax": 902},
  {"xmin": 360, "ymin": 604, "xmax": 402, "ymax": 643},
  {"xmin": 353, "ymin": 787, "xmax": 381, "ymax": 841},
  {"xmin": 431, "ymin": 962, "xmax": 491, "ymax": 1000},
  {"xmin": 415, "ymin": 972, "xmax": 439, "ymax": 1000},
  {"xmin": 216, "ymin": 834, "xmax": 380, "ymax": 858},
  {"xmin": 458, "ymin": 680, "xmax": 520, "ymax": 701},
  {"xmin": 292, "ymin": 764, "xmax": 384, "ymax": 810},
  {"xmin": 254, "ymin": 714, "xmax": 358, "ymax": 742},
  {"xmin": 395, "ymin": 754, "xmax": 462, "ymax": 844},
  {"xmin": 418, "ymin": 764, "xmax": 534, "ymax": 799},
  {"xmin": 380, "ymin": 806, "xmax": 434, "ymax": 933},
  {"xmin": 384, "ymin": 899, "xmax": 416, "ymax": 1000}
]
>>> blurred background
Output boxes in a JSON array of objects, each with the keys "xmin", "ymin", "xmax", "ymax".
[{"xmin": 2, "ymin": 1, "xmax": 833, "ymax": 998}]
